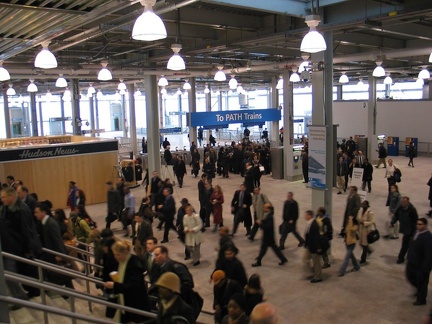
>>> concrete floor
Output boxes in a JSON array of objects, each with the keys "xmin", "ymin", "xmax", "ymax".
[{"xmin": 85, "ymin": 154, "xmax": 432, "ymax": 323}]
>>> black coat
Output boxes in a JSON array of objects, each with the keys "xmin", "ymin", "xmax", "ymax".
[
  {"xmin": 213, "ymin": 279, "xmax": 243, "ymax": 321},
  {"xmin": 174, "ymin": 160, "xmax": 187, "ymax": 177},
  {"xmin": 161, "ymin": 195, "xmax": 176, "ymax": 220},
  {"xmin": 282, "ymin": 200, "xmax": 299, "ymax": 223},
  {"xmin": 231, "ymin": 190, "xmax": 252, "ymax": 227},
  {"xmin": 305, "ymin": 219, "xmax": 321, "ymax": 254},
  {"xmin": 157, "ymin": 295, "xmax": 196, "ymax": 324},
  {"xmin": 407, "ymin": 230, "xmax": 432, "ymax": 273},
  {"xmin": 392, "ymin": 203, "xmax": 418, "ymax": 236},
  {"xmin": 428, "ymin": 177, "xmax": 432, "ymax": 201},
  {"xmin": 260, "ymin": 211, "xmax": 277, "ymax": 245},
  {"xmin": 215, "ymin": 257, "xmax": 248, "ymax": 287},
  {"xmin": 362, "ymin": 162, "xmax": 373, "ymax": 181},
  {"xmin": 39, "ymin": 216, "xmax": 67, "ymax": 264},
  {"xmin": 112, "ymin": 255, "xmax": 150, "ymax": 323}
]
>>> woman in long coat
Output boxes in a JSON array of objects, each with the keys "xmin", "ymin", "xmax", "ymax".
[
  {"xmin": 210, "ymin": 185, "xmax": 224, "ymax": 232},
  {"xmin": 183, "ymin": 205, "xmax": 204, "ymax": 266},
  {"xmin": 357, "ymin": 200, "xmax": 375, "ymax": 264}
]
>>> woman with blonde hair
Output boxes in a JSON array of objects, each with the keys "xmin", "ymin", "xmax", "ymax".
[
  {"xmin": 104, "ymin": 240, "xmax": 150, "ymax": 323},
  {"xmin": 357, "ymin": 200, "xmax": 375, "ymax": 264},
  {"xmin": 211, "ymin": 184, "xmax": 224, "ymax": 232}
]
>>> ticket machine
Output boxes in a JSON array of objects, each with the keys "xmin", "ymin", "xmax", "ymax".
[
  {"xmin": 387, "ymin": 136, "xmax": 399, "ymax": 156},
  {"xmin": 284, "ymin": 144, "xmax": 304, "ymax": 181}
]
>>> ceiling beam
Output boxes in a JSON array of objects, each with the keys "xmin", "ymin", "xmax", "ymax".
[{"xmin": 0, "ymin": 2, "xmax": 89, "ymax": 15}]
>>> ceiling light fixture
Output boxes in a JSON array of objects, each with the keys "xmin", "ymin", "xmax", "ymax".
[
  {"xmin": 416, "ymin": 78, "xmax": 424, "ymax": 87},
  {"xmin": 167, "ymin": 44, "xmax": 185, "ymax": 71},
  {"xmin": 357, "ymin": 78, "xmax": 365, "ymax": 88},
  {"xmin": 98, "ymin": 62, "xmax": 113, "ymax": 81},
  {"xmin": 0, "ymin": 61, "xmax": 11, "ymax": 81},
  {"xmin": 119, "ymin": 89, "xmax": 126, "ymax": 95},
  {"xmin": 55, "ymin": 74, "xmax": 67, "ymax": 87},
  {"xmin": 204, "ymin": 84, "xmax": 210, "ymax": 94},
  {"xmin": 372, "ymin": 57, "xmax": 385, "ymax": 77},
  {"xmin": 237, "ymin": 84, "xmax": 244, "ymax": 93},
  {"xmin": 300, "ymin": 15, "xmax": 327, "ymax": 53},
  {"xmin": 183, "ymin": 80, "xmax": 191, "ymax": 90},
  {"xmin": 132, "ymin": 0, "xmax": 167, "ymax": 41},
  {"xmin": 118, "ymin": 79, "xmax": 127, "ymax": 90},
  {"xmin": 34, "ymin": 41, "xmax": 57, "ymax": 69},
  {"xmin": 27, "ymin": 80, "xmax": 38, "ymax": 92},
  {"xmin": 135, "ymin": 89, "xmax": 142, "ymax": 97},
  {"xmin": 114, "ymin": 91, "xmax": 121, "ymax": 101},
  {"xmin": 418, "ymin": 67, "xmax": 430, "ymax": 80},
  {"xmin": 158, "ymin": 75, "xmax": 168, "ymax": 87},
  {"xmin": 88, "ymin": 83, "xmax": 96, "ymax": 95},
  {"xmin": 160, "ymin": 86, "xmax": 167, "ymax": 95},
  {"xmin": 6, "ymin": 84, "xmax": 16, "ymax": 96},
  {"xmin": 276, "ymin": 75, "xmax": 284, "ymax": 90},
  {"xmin": 384, "ymin": 74, "xmax": 393, "ymax": 85},
  {"xmin": 96, "ymin": 89, "xmax": 104, "ymax": 100},
  {"xmin": 45, "ymin": 90, "xmax": 52, "ymax": 101},
  {"xmin": 289, "ymin": 68, "xmax": 300, "ymax": 82},
  {"xmin": 214, "ymin": 65, "xmax": 226, "ymax": 81},
  {"xmin": 339, "ymin": 72, "xmax": 349, "ymax": 84},
  {"xmin": 229, "ymin": 75, "xmax": 238, "ymax": 89},
  {"xmin": 176, "ymin": 88, "xmax": 182, "ymax": 96}
]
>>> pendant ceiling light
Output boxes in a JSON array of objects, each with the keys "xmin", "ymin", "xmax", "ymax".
[
  {"xmin": 88, "ymin": 83, "xmax": 96, "ymax": 96},
  {"xmin": 372, "ymin": 57, "xmax": 385, "ymax": 77},
  {"xmin": 276, "ymin": 75, "xmax": 284, "ymax": 90},
  {"xmin": 158, "ymin": 75, "xmax": 168, "ymax": 87},
  {"xmin": 63, "ymin": 88, "xmax": 71, "ymax": 100},
  {"xmin": 119, "ymin": 89, "xmax": 126, "ymax": 95},
  {"xmin": 214, "ymin": 65, "xmax": 226, "ymax": 81},
  {"xmin": 237, "ymin": 84, "xmax": 244, "ymax": 93},
  {"xmin": 132, "ymin": 0, "xmax": 167, "ymax": 41},
  {"xmin": 34, "ymin": 41, "xmax": 57, "ymax": 69},
  {"xmin": 55, "ymin": 74, "xmax": 68, "ymax": 87},
  {"xmin": 289, "ymin": 68, "xmax": 300, "ymax": 83},
  {"xmin": 160, "ymin": 86, "xmax": 167, "ymax": 95},
  {"xmin": 418, "ymin": 67, "xmax": 430, "ymax": 80},
  {"xmin": 176, "ymin": 88, "xmax": 182, "ymax": 96},
  {"xmin": 183, "ymin": 80, "xmax": 191, "ymax": 90},
  {"xmin": 0, "ymin": 61, "xmax": 11, "ymax": 81},
  {"xmin": 96, "ymin": 89, "xmax": 104, "ymax": 100},
  {"xmin": 45, "ymin": 90, "xmax": 53, "ymax": 101},
  {"xmin": 118, "ymin": 79, "xmax": 127, "ymax": 90},
  {"xmin": 384, "ymin": 74, "xmax": 393, "ymax": 85},
  {"xmin": 300, "ymin": 15, "xmax": 327, "ymax": 53},
  {"xmin": 229, "ymin": 75, "xmax": 238, "ymax": 90},
  {"xmin": 204, "ymin": 84, "xmax": 210, "ymax": 94},
  {"xmin": 6, "ymin": 84, "xmax": 16, "ymax": 96},
  {"xmin": 167, "ymin": 44, "xmax": 185, "ymax": 71},
  {"xmin": 27, "ymin": 80, "xmax": 38, "ymax": 92},
  {"xmin": 135, "ymin": 89, "xmax": 142, "ymax": 97},
  {"xmin": 357, "ymin": 79, "xmax": 365, "ymax": 88},
  {"xmin": 98, "ymin": 62, "xmax": 113, "ymax": 81},
  {"xmin": 416, "ymin": 78, "xmax": 424, "ymax": 87},
  {"xmin": 339, "ymin": 72, "xmax": 349, "ymax": 84}
]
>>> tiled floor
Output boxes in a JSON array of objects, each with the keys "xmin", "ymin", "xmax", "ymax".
[{"xmin": 85, "ymin": 154, "xmax": 432, "ymax": 323}]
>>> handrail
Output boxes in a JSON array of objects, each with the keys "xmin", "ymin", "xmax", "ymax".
[
  {"xmin": 2, "ymin": 252, "xmax": 102, "ymax": 285},
  {"xmin": 0, "ymin": 296, "xmax": 115, "ymax": 324},
  {"xmin": 74, "ymin": 240, "xmax": 95, "ymax": 249},
  {"xmin": 66, "ymin": 242, "xmax": 95, "ymax": 256},
  {"xmin": 4, "ymin": 272, "xmax": 157, "ymax": 319},
  {"xmin": 41, "ymin": 247, "xmax": 103, "ymax": 269}
]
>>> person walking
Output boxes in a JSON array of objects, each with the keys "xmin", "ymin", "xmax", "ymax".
[
  {"xmin": 427, "ymin": 174, "xmax": 432, "ymax": 217},
  {"xmin": 316, "ymin": 207, "xmax": 333, "ymax": 269},
  {"xmin": 375, "ymin": 143, "xmax": 387, "ymax": 168},
  {"xmin": 361, "ymin": 158, "xmax": 373, "ymax": 193},
  {"xmin": 336, "ymin": 156, "xmax": 347, "ymax": 195},
  {"xmin": 249, "ymin": 187, "xmax": 270, "ymax": 241},
  {"xmin": 407, "ymin": 142, "xmax": 416, "ymax": 167},
  {"xmin": 357, "ymin": 200, "xmax": 375, "ymax": 264},
  {"xmin": 105, "ymin": 181, "xmax": 121, "ymax": 229},
  {"xmin": 173, "ymin": 155, "xmax": 187, "ymax": 188},
  {"xmin": 279, "ymin": 192, "xmax": 305, "ymax": 250},
  {"xmin": 210, "ymin": 184, "xmax": 224, "ymax": 232},
  {"xmin": 303, "ymin": 210, "xmax": 323, "ymax": 283},
  {"xmin": 231, "ymin": 184, "xmax": 252, "ymax": 237},
  {"xmin": 183, "ymin": 205, "xmax": 204, "ymax": 266},
  {"xmin": 251, "ymin": 203, "xmax": 288, "ymax": 267},
  {"xmin": 338, "ymin": 215, "xmax": 361, "ymax": 276},
  {"xmin": 406, "ymin": 218, "xmax": 432, "ymax": 306},
  {"xmin": 384, "ymin": 184, "xmax": 401, "ymax": 239},
  {"xmin": 339, "ymin": 186, "xmax": 361, "ymax": 237},
  {"xmin": 391, "ymin": 196, "xmax": 419, "ymax": 264},
  {"xmin": 159, "ymin": 188, "xmax": 176, "ymax": 243}
]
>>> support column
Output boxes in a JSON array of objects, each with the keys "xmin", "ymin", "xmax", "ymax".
[
  {"xmin": 269, "ymin": 77, "xmax": 279, "ymax": 145},
  {"xmin": 29, "ymin": 92, "xmax": 38, "ymax": 136},
  {"xmin": 178, "ymin": 92, "xmax": 182, "ymax": 127},
  {"xmin": 38, "ymin": 99, "xmax": 44, "ymax": 136},
  {"xmin": 205, "ymin": 85, "xmax": 211, "ymax": 111},
  {"xmin": 95, "ymin": 95, "xmax": 100, "ymax": 134},
  {"xmin": 158, "ymin": 89, "xmax": 164, "ymax": 128},
  {"xmin": 218, "ymin": 90, "xmax": 222, "ymax": 111},
  {"xmin": 127, "ymin": 84, "xmax": 137, "ymax": 157},
  {"xmin": 144, "ymin": 75, "xmax": 161, "ymax": 176},
  {"xmin": 336, "ymin": 85, "xmax": 343, "ymax": 100},
  {"xmin": 310, "ymin": 31, "xmax": 333, "ymax": 217},
  {"xmin": 189, "ymin": 77, "xmax": 197, "ymax": 146},
  {"xmin": 89, "ymin": 95, "xmax": 95, "ymax": 137},
  {"xmin": 70, "ymin": 79, "xmax": 81, "ymax": 135},
  {"xmin": 122, "ymin": 94, "xmax": 127, "ymax": 138},
  {"xmin": 283, "ymin": 72, "xmax": 294, "ymax": 180},
  {"xmin": 3, "ymin": 91, "xmax": 11, "ymax": 138},
  {"xmin": 367, "ymin": 73, "xmax": 377, "ymax": 161},
  {"xmin": 60, "ymin": 97, "xmax": 66, "ymax": 134}
]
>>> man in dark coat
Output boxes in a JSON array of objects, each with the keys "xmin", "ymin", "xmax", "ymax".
[
  {"xmin": 198, "ymin": 174, "xmax": 208, "ymax": 226},
  {"xmin": 252, "ymin": 203, "xmax": 288, "ymax": 267},
  {"xmin": 243, "ymin": 162, "xmax": 255, "ymax": 193},
  {"xmin": 212, "ymin": 270, "xmax": 243, "ymax": 323},
  {"xmin": 406, "ymin": 218, "xmax": 432, "ymax": 305},
  {"xmin": 391, "ymin": 196, "xmax": 419, "ymax": 264},
  {"xmin": 214, "ymin": 245, "xmax": 247, "ymax": 288},
  {"xmin": 105, "ymin": 181, "xmax": 121, "ymax": 229},
  {"xmin": 231, "ymin": 184, "xmax": 252, "ymax": 236},
  {"xmin": 361, "ymin": 158, "xmax": 373, "ymax": 193},
  {"xmin": 303, "ymin": 210, "xmax": 323, "ymax": 283},
  {"xmin": 279, "ymin": 192, "xmax": 305, "ymax": 249},
  {"xmin": 173, "ymin": 155, "xmax": 187, "ymax": 188},
  {"xmin": 16, "ymin": 185, "xmax": 37, "ymax": 214},
  {"xmin": 159, "ymin": 188, "xmax": 176, "ymax": 243},
  {"xmin": 340, "ymin": 186, "xmax": 361, "ymax": 237}
]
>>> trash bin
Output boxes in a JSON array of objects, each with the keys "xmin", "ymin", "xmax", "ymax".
[{"xmin": 271, "ymin": 147, "xmax": 284, "ymax": 179}]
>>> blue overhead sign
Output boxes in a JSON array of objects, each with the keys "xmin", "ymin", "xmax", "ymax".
[{"xmin": 190, "ymin": 109, "xmax": 281, "ymax": 127}]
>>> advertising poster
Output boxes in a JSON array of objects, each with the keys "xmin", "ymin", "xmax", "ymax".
[{"xmin": 308, "ymin": 126, "xmax": 326, "ymax": 189}]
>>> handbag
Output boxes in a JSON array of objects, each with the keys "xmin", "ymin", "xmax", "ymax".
[{"xmin": 367, "ymin": 224, "xmax": 380, "ymax": 244}]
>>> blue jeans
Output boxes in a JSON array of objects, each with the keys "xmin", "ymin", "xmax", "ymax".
[{"xmin": 338, "ymin": 243, "xmax": 360, "ymax": 275}]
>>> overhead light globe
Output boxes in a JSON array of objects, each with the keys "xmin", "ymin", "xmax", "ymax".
[
  {"xmin": 372, "ymin": 58, "xmax": 385, "ymax": 77},
  {"xmin": 34, "ymin": 41, "xmax": 57, "ymax": 69},
  {"xmin": 384, "ymin": 75, "xmax": 393, "ymax": 85},
  {"xmin": 276, "ymin": 75, "xmax": 283, "ymax": 90},
  {"xmin": 229, "ymin": 75, "xmax": 238, "ymax": 89},
  {"xmin": 160, "ymin": 86, "xmax": 167, "ymax": 95},
  {"xmin": 98, "ymin": 62, "xmax": 113, "ymax": 81},
  {"xmin": 55, "ymin": 74, "xmax": 67, "ymax": 87},
  {"xmin": 0, "ymin": 61, "xmax": 11, "ymax": 81},
  {"xmin": 237, "ymin": 84, "xmax": 244, "ymax": 93},
  {"xmin": 132, "ymin": 0, "xmax": 167, "ymax": 41},
  {"xmin": 167, "ymin": 44, "xmax": 185, "ymax": 71},
  {"xmin": 45, "ymin": 91, "xmax": 53, "ymax": 101},
  {"xmin": 183, "ymin": 80, "xmax": 191, "ymax": 90},
  {"xmin": 204, "ymin": 84, "xmax": 210, "ymax": 94},
  {"xmin": 118, "ymin": 79, "xmax": 127, "ymax": 90},
  {"xmin": 158, "ymin": 76, "xmax": 168, "ymax": 86},
  {"xmin": 96, "ymin": 89, "xmax": 104, "ymax": 100},
  {"xmin": 27, "ymin": 80, "xmax": 38, "ymax": 92},
  {"xmin": 134, "ymin": 89, "xmax": 142, "ymax": 97},
  {"xmin": 416, "ymin": 78, "xmax": 424, "ymax": 87},
  {"xmin": 300, "ymin": 15, "xmax": 327, "ymax": 53},
  {"xmin": 88, "ymin": 84, "xmax": 96, "ymax": 95},
  {"xmin": 119, "ymin": 89, "xmax": 126, "ymax": 95},
  {"xmin": 418, "ymin": 68, "xmax": 430, "ymax": 80},
  {"xmin": 339, "ymin": 73, "xmax": 349, "ymax": 84},
  {"xmin": 214, "ymin": 66, "xmax": 226, "ymax": 81},
  {"xmin": 176, "ymin": 88, "xmax": 182, "ymax": 96},
  {"xmin": 6, "ymin": 84, "xmax": 16, "ymax": 96},
  {"xmin": 289, "ymin": 69, "xmax": 300, "ymax": 82}
]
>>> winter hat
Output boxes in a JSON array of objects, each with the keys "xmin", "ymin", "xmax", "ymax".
[
  {"xmin": 211, "ymin": 270, "xmax": 226, "ymax": 285},
  {"xmin": 156, "ymin": 272, "xmax": 180, "ymax": 294}
]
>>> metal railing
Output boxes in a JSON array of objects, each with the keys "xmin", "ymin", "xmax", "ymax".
[{"xmin": 1, "ymin": 252, "xmax": 157, "ymax": 324}]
